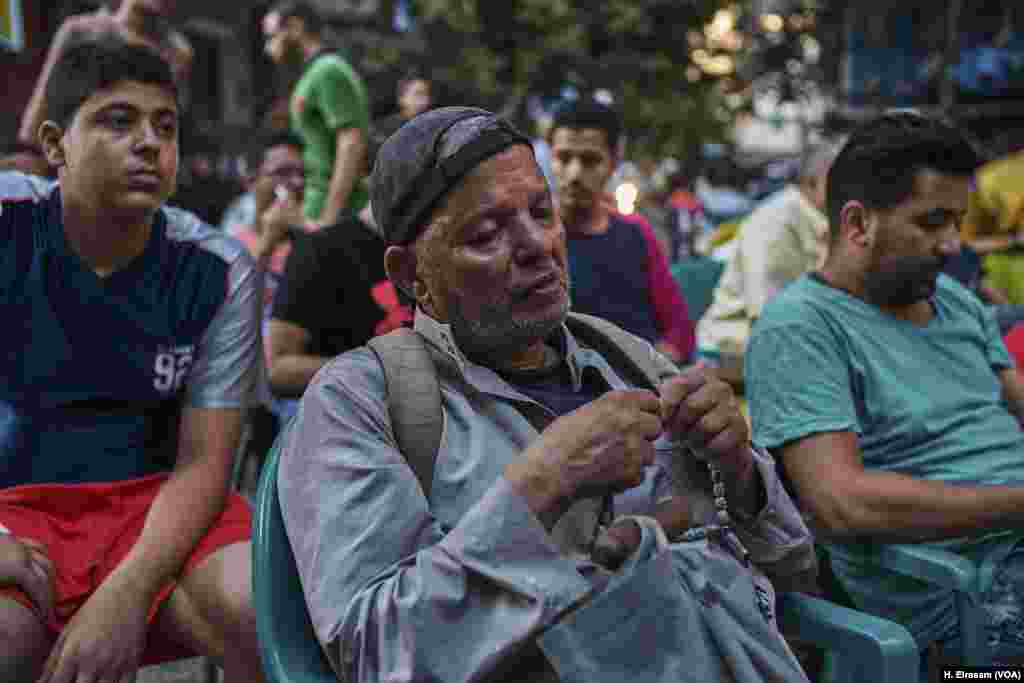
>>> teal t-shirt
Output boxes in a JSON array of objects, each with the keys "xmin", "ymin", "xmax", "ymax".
[
  {"xmin": 747, "ymin": 273, "xmax": 1023, "ymax": 644},
  {"xmin": 290, "ymin": 52, "xmax": 370, "ymax": 220}
]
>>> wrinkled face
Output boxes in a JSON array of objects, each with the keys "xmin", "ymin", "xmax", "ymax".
[
  {"xmin": 52, "ymin": 79, "xmax": 179, "ymax": 217},
  {"xmin": 550, "ymin": 127, "xmax": 615, "ymax": 221},
  {"xmin": 399, "ymin": 79, "xmax": 432, "ymax": 119},
  {"xmin": 416, "ymin": 145, "xmax": 570, "ymax": 358},
  {"xmin": 252, "ymin": 143, "xmax": 305, "ymax": 216},
  {"xmin": 861, "ymin": 169, "xmax": 968, "ymax": 307}
]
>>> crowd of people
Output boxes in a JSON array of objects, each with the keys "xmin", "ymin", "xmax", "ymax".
[{"xmin": 4, "ymin": 1, "xmax": 1024, "ymax": 682}]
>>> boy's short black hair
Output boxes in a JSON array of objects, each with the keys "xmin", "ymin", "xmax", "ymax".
[
  {"xmin": 43, "ymin": 37, "xmax": 178, "ymax": 131},
  {"xmin": 826, "ymin": 111, "xmax": 983, "ymax": 240},
  {"xmin": 245, "ymin": 130, "xmax": 304, "ymax": 177},
  {"xmin": 549, "ymin": 99, "xmax": 622, "ymax": 153},
  {"xmin": 270, "ymin": 0, "xmax": 323, "ymax": 35}
]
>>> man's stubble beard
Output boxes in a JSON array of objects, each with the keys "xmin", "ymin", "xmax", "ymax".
[
  {"xmin": 447, "ymin": 287, "xmax": 572, "ymax": 362},
  {"xmin": 862, "ymin": 253, "xmax": 947, "ymax": 308}
]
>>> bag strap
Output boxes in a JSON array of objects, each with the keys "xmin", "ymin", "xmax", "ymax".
[
  {"xmin": 367, "ymin": 328, "xmax": 444, "ymax": 500},
  {"xmin": 367, "ymin": 315, "xmax": 678, "ymax": 500},
  {"xmin": 565, "ymin": 312, "xmax": 677, "ymax": 392}
]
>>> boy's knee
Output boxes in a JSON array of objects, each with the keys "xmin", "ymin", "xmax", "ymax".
[
  {"xmin": 0, "ymin": 598, "xmax": 52, "ymax": 680},
  {"xmin": 190, "ymin": 542, "xmax": 257, "ymax": 645}
]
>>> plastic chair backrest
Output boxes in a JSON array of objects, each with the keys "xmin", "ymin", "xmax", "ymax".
[
  {"xmin": 671, "ymin": 256, "xmax": 725, "ymax": 322},
  {"xmin": 253, "ymin": 438, "xmax": 337, "ymax": 683}
]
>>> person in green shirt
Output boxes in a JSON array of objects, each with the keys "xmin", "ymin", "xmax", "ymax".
[{"xmin": 263, "ymin": 1, "xmax": 370, "ymax": 226}]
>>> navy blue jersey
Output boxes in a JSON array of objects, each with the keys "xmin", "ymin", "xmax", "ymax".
[{"xmin": 0, "ymin": 172, "xmax": 260, "ymax": 487}]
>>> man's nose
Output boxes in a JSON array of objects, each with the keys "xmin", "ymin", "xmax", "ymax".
[
  {"xmin": 134, "ymin": 122, "xmax": 162, "ymax": 150},
  {"xmin": 564, "ymin": 158, "xmax": 582, "ymax": 182},
  {"xmin": 513, "ymin": 211, "xmax": 556, "ymax": 263}
]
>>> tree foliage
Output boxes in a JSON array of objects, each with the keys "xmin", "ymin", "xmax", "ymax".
[{"xmin": 405, "ymin": 0, "xmax": 743, "ymax": 158}]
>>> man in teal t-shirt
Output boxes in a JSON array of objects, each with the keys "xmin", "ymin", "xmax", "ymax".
[
  {"xmin": 747, "ymin": 112, "xmax": 1024, "ymax": 668},
  {"xmin": 263, "ymin": 1, "xmax": 370, "ymax": 225}
]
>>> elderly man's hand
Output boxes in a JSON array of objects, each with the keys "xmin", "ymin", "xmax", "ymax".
[
  {"xmin": 659, "ymin": 366, "xmax": 750, "ymax": 478},
  {"xmin": 506, "ymin": 390, "xmax": 663, "ymax": 528}
]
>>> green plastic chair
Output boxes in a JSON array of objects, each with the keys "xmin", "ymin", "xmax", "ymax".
[
  {"xmin": 253, "ymin": 439, "xmax": 919, "ymax": 683},
  {"xmin": 671, "ymin": 255, "xmax": 726, "ymax": 323},
  {"xmin": 820, "ymin": 543, "xmax": 984, "ymax": 669},
  {"xmin": 253, "ymin": 436, "xmax": 336, "ymax": 683},
  {"xmin": 778, "ymin": 592, "xmax": 919, "ymax": 682}
]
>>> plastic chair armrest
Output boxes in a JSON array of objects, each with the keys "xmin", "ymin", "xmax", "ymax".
[
  {"xmin": 870, "ymin": 544, "xmax": 979, "ymax": 595},
  {"xmin": 778, "ymin": 592, "xmax": 919, "ymax": 682}
]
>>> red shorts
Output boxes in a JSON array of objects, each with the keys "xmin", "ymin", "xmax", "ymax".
[{"xmin": 0, "ymin": 474, "xmax": 252, "ymax": 666}]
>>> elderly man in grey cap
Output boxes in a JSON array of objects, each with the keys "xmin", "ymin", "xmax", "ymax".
[{"xmin": 276, "ymin": 107, "xmax": 816, "ymax": 682}]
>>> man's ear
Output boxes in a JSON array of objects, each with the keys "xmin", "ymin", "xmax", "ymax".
[
  {"xmin": 38, "ymin": 121, "xmax": 67, "ymax": 169},
  {"xmin": 838, "ymin": 200, "xmax": 874, "ymax": 249},
  {"xmin": 384, "ymin": 244, "xmax": 420, "ymax": 306}
]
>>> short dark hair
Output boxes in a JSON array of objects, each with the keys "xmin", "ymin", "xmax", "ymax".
[
  {"xmin": 397, "ymin": 70, "xmax": 430, "ymax": 99},
  {"xmin": 549, "ymin": 99, "xmax": 621, "ymax": 153},
  {"xmin": 826, "ymin": 112, "xmax": 983, "ymax": 240},
  {"xmin": 245, "ymin": 130, "xmax": 304, "ymax": 176},
  {"xmin": 270, "ymin": 0, "xmax": 323, "ymax": 35},
  {"xmin": 43, "ymin": 38, "xmax": 178, "ymax": 130}
]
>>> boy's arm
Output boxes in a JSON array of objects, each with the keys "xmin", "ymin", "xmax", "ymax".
[{"xmin": 111, "ymin": 406, "xmax": 242, "ymax": 600}]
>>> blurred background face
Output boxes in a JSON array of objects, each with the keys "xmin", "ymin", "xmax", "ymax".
[
  {"xmin": 549, "ymin": 127, "xmax": 614, "ymax": 218},
  {"xmin": 262, "ymin": 12, "xmax": 299, "ymax": 64},
  {"xmin": 251, "ymin": 143, "xmax": 305, "ymax": 215},
  {"xmin": 399, "ymin": 79, "xmax": 432, "ymax": 119}
]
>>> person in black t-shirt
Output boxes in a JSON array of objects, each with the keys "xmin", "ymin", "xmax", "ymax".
[{"xmin": 267, "ymin": 211, "xmax": 412, "ymax": 409}]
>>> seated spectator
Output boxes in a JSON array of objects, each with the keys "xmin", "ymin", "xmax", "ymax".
[
  {"xmin": 266, "ymin": 204, "xmax": 411, "ymax": 416},
  {"xmin": 229, "ymin": 131, "xmax": 308, "ymax": 486},
  {"xmin": 233, "ymin": 131, "xmax": 307, "ymax": 306},
  {"xmin": 697, "ymin": 142, "xmax": 836, "ymax": 360},
  {"xmin": 961, "ymin": 138, "xmax": 1024, "ymax": 303},
  {"xmin": 747, "ymin": 111, "xmax": 1024, "ymax": 670},
  {"xmin": 549, "ymin": 99, "xmax": 695, "ymax": 363},
  {"xmin": 278, "ymin": 106, "xmax": 816, "ymax": 682},
  {"xmin": 0, "ymin": 40, "xmax": 262, "ymax": 680}
]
